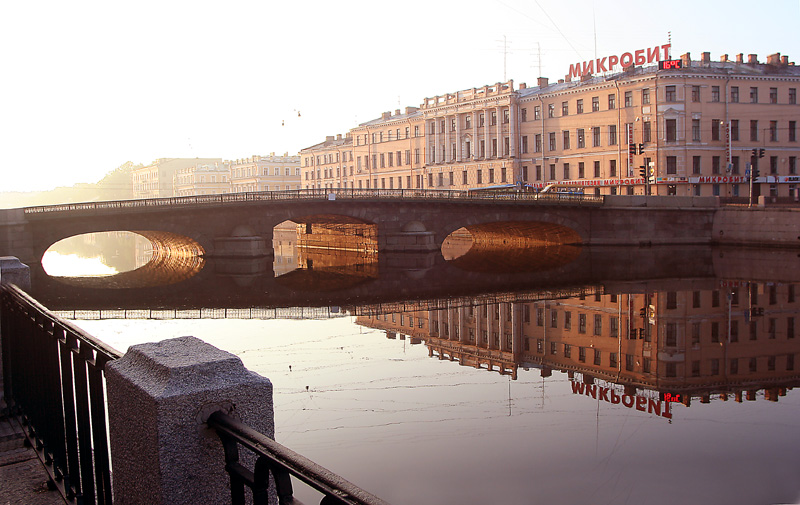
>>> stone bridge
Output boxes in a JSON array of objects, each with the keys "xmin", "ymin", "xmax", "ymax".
[{"xmin": 0, "ymin": 189, "xmax": 724, "ymax": 265}]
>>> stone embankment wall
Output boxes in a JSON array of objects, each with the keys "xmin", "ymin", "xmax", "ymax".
[{"xmin": 712, "ymin": 206, "xmax": 800, "ymax": 248}]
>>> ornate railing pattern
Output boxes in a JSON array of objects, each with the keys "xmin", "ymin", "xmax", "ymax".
[
  {"xmin": 1, "ymin": 283, "xmax": 122, "ymax": 504},
  {"xmin": 208, "ymin": 411, "xmax": 390, "ymax": 505},
  {"xmin": 23, "ymin": 188, "xmax": 604, "ymax": 215}
]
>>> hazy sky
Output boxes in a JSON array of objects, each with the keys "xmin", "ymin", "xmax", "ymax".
[{"xmin": 1, "ymin": 0, "xmax": 798, "ymax": 192}]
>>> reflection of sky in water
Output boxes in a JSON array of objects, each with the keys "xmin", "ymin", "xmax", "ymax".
[
  {"xmin": 74, "ymin": 316, "xmax": 800, "ymax": 505},
  {"xmin": 42, "ymin": 251, "xmax": 118, "ymax": 277}
]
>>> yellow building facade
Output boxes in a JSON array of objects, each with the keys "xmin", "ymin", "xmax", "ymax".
[{"xmin": 302, "ymin": 51, "xmax": 800, "ymax": 200}]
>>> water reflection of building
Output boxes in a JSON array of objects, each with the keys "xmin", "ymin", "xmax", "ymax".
[
  {"xmin": 356, "ymin": 282, "xmax": 800, "ymax": 404},
  {"xmin": 272, "ymin": 222, "xmax": 299, "ymax": 276}
]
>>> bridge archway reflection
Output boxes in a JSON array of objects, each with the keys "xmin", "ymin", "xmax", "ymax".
[
  {"xmin": 43, "ymin": 231, "xmax": 205, "ymax": 289},
  {"xmin": 442, "ymin": 221, "xmax": 582, "ymax": 273},
  {"xmin": 272, "ymin": 217, "xmax": 378, "ymax": 291}
]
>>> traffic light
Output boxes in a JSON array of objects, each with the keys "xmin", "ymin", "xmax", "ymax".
[
  {"xmin": 759, "ymin": 148, "xmax": 765, "ymax": 158},
  {"xmin": 751, "ymin": 148, "xmax": 758, "ymax": 157},
  {"xmin": 638, "ymin": 143, "xmax": 645, "ymax": 155},
  {"xmin": 629, "ymin": 143, "xmax": 636, "ymax": 155},
  {"xmin": 639, "ymin": 166, "xmax": 647, "ymax": 179}
]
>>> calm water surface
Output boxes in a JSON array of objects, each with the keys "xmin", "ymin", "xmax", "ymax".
[{"xmin": 36, "ymin": 234, "xmax": 800, "ymax": 505}]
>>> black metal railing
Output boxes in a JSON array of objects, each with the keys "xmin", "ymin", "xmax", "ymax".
[
  {"xmin": 23, "ymin": 188, "xmax": 604, "ymax": 215},
  {"xmin": 208, "ymin": 410, "xmax": 390, "ymax": 505},
  {"xmin": 1, "ymin": 283, "xmax": 122, "ymax": 504}
]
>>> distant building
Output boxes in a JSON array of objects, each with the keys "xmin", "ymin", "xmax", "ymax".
[
  {"xmin": 302, "ymin": 50, "xmax": 800, "ymax": 201},
  {"xmin": 173, "ymin": 161, "xmax": 231, "ymax": 197},
  {"xmin": 229, "ymin": 153, "xmax": 301, "ymax": 193},
  {"xmin": 132, "ymin": 158, "xmax": 221, "ymax": 199}
]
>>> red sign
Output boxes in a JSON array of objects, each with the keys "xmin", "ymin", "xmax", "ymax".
[
  {"xmin": 659, "ymin": 59, "xmax": 683, "ymax": 70},
  {"xmin": 568, "ymin": 44, "xmax": 671, "ymax": 80}
]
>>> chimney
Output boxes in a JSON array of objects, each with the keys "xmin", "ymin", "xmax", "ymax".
[
  {"xmin": 558, "ymin": 78, "xmax": 565, "ymax": 84},
  {"xmin": 325, "ymin": 135, "xmax": 334, "ymax": 142},
  {"xmin": 405, "ymin": 106, "xmax": 419, "ymax": 114},
  {"xmin": 748, "ymin": 54, "xmax": 758, "ymax": 64},
  {"xmin": 519, "ymin": 82, "xmax": 527, "ymax": 89},
  {"xmin": 395, "ymin": 109, "xmax": 401, "ymax": 116},
  {"xmin": 336, "ymin": 134, "xmax": 342, "ymax": 140},
  {"xmin": 701, "ymin": 52, "xmax": 710, "ymax": 64},
  {"xmin": 381, "ymin": 111, "xmax": 391, "ymax": 120},
  {"xmin": 680, "ymin": 52, "xmax": 691, "ymax": 66},
  {"xmin": 720, "ymin": 54, "xmax": 729, "ymax": 62},
  {"xmin": 736, "ymin": 53, "xmax": 744, "ymax": 63},
  {"xmin": 782, "ymin": 55, "xmax": 789, "ymax": 65},
  {"xmin": 581, "ymin": 73, "xmax": 593, "ymax": 82},
  {"xmin": 537, "ymin": 77, "xmax": 549, "ymax": 88},
  {"xmin": 767, "ymin": 53, "xmax": 781, "ymax": 65}
]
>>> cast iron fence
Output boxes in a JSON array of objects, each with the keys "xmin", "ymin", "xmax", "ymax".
[
  {"xmin": 208, "ymin": 410, "xmax": 390, "ymax": 505},
  {"xmin": 1, "ymin": 282, "xmax": 122, "ymax": 504}
]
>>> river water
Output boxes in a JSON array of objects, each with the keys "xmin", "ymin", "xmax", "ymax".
[{"xmin": 31, "ymin": 232, "xmax": 800, "ymax": 505}]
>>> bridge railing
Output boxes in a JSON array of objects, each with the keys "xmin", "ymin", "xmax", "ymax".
[
  {"xmin": 208, "ymin": 410, "xmax": 390, "ymax": 505},
  {"xmin": 1, "ymin": 282, "xmax": 122, "ymax": 504},
  {"xmin": 23, "ymin": 188, "xmax": 604, "ymax": 215}
]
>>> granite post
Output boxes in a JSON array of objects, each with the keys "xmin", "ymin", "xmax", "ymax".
[{"xmin": 106, "ymin": 336, "xmax": 274, "ymax": 505}]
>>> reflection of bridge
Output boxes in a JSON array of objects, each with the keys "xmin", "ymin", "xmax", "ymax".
[
  {"xmin": 27, "ymin": 245, "xmax": 721, "ymax": 311},
  {"xmin": 53, "ymin": 306, "xmax": 348, "ymax": 321},
  {"xmin": 1, "ymin": 189, "xmax": 722, "ymax": 264}
]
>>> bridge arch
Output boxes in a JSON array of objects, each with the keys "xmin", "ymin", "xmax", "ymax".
[{"xmin": 43, "ymin": 230, "xmax": 205, "ymax": 288}]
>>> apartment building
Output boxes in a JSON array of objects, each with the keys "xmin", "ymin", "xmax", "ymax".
[
  {"xmin": 173, "ymin": 161, "xmax": 231, "ymax": 196},
  {"xmin": 301, "ymin": 51, "xmax": 800, "ymax": 200},
  {"xmin": 132, "ymin": 158, "xmax": 221, "ymax": 198},
  {"xmin": 229, "ymin": 153, "xmax": 301, "ymax": 193}
]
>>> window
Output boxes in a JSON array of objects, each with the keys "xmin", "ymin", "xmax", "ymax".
[
  {"xmin": 750, "ymin": 120, "xmax": 759, "ymax": 141},
  {"xmin": 750, "ymin": 87, "xmax": 758, "ymax": 103},
  {"xmin": 770, "ymin": 121, "xmax": 778, "ymax": 142},
  {"xmin": 534, "ymin": 106, "xmax": 541, "ymax": 120},
  {"xmin": 608, "ymin": 125, "xmax": 617, "ymax": 145},
  {"xmin": 592, "ymin": 127, "xmax": 600, "ymax": 147},
  {"xmin": 609, "ymin": 159, "xmax": 617, "ymax": 177},
  {"xmin": 624, "ymin": 91, "xmax": 633, "ymax": 107},
  {"xmin": 731, "ymin": 86, "xmax": 739, "ymax": 103},
  {"xmin": 692, "ymin": 119, "xmax": 701, "ymax": 141},
  {"xmin": 790, "ymin": 156, "xmax": 797, "ymax": 175},
  {"xmin": 594, "ymin": 314, "xmax": 602, "ymax": 335},
  {"xmin": 732, "ymin": 156, "xmax": 740, "ymax": 174},
  {"xmin": 488, "ymin": 168, "xmax": 495, "ymax": 183},
  {"xmin": 562, "ymin": 101, "xmax": 569, "ymax": 116},
  {"xmin": 712, "ymin": 120, "xmax": 721, "ymax": 141},
  {"xmin": 790, "ymin": 121, "xmax": 797, "ymax": 142},
  {"xmin": 549, "ymin": 164, "xmax": 556, "ymax": 180},
  {"xmin": 577, "ymin": 129, "xmax": 585, "ymax": 148},
  {"xmin": 594, "ymin": 160, "xmax": 600, "ymax": 177},
  {"xmin": 564, "ymin": 311, "xmax": 571, "ymax": 330},
  {"xmin": 520, "ymin": 108, "xmax": 527, "ymax": 122},
  {"xmin": 711, "ymin": 86, "xmax": 720, "ymax": 102},
  {"xmin": 521, "ymin": 136, "xmax": 528, "ymax": 154},
  {"xmin": 665, "ymin": 85, "xmax": 676, "ymax": 102},
  {"xmin": 549, "ymin": 132, "xmax": 556, "ymax": 151},
  {"xmin": 578, "ymin": 162, "xmax": 585, "ymax": 178},
  {"xmin": 693, "ymin": 156, "xmax": 701, "ymax": 174},
  {"xmin": 465, "ymin": 115, "xmax": 471, "ymax": 129},
  {"xmin": 770, "ymin": 87, "xmax": 778, "ymax": 104},
  {"xmin": 535, "ymin": 134, "xmax": 542, "ymax": 152},
  {"xmin": 643, "ymin": 121, "xmax": 651, "ymax": 142},
  {"xmin": 548, "ymin": 104, "xmax": 554, "ymax": 118},
  {"xmin": 491, "ymin": 111, "xmax": 497, "ymax": 125},
  {"xmin": 642, "ymin": 88, "xmax": 650, "ymax": 104},
  {"xmin": 712, "ymin": 156, "xmax": 721, "ymax": 174},
  {"xmin": 576, "ymin": 99, "xmax": 583, "ymax": 114},
  {"xmin": 770, "ymin": 156, "xmax": 778, "ymax": 175},
  {"xmin": 592, "ymin": 96, "xmax": 599, "ymax": 112},
  {"xmin": 691, "ymin": 85, "xmax": 700, "ymax": 102},
  {"xmin": 666, "ymin": 119, "xmax": 677, "ymax": 141},
  {"xmin": 479, "ymin": 114, "xmax": 485, "ymax": 127},
  {"xmin": 563, "ymin": 163, "xmax": 570, "ymax": 179},
  {"xmin": 667, "ymin": 156, "xmax": 677, "ymax": 174},
  {"xmin": 578, "ymin": 314, "xmax": 586, "ymax": 333},
  {"xmin": 503, "ymin": 109, "xmax": 509, "ymax": 124},
  {"xmin": 608, "ymin": 93, "xmax": 615, "ymax": 109},
  {"xmin": 551, "ymin": 310, "xmax": 558, "ymax": 328},
  {"xmin": 731, "ymin": 120, "xmax": 739, "ymax": 141},
  {"xmin": 790, "ymin": 88, "xmax": 797, "ymax": 104},
  {"xmin": 491, "ymin": 139, "xmax": 497, "ymax": 157}
]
